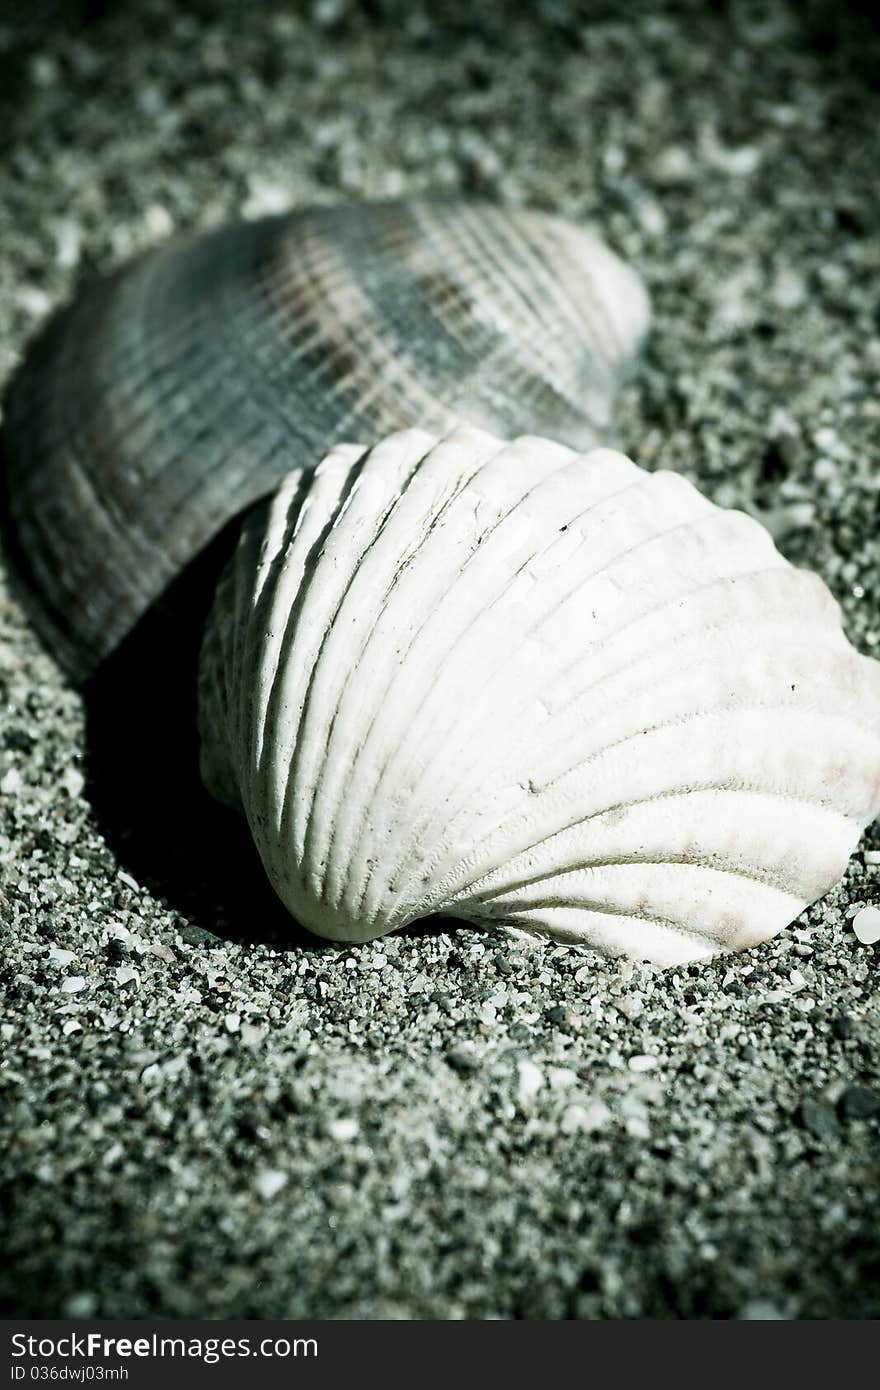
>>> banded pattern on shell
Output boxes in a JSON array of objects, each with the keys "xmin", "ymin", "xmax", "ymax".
[
  {"xmin": 0, "ymin": 199, "xmax": 648, "ymax": 681},
  {"xmin": 198, "ymin": 427, "xmax": 880, "ymax": 966}
]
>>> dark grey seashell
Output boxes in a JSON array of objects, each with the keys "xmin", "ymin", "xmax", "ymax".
[{"xmin": 0, "ymin": 198, "xmax": 649, "ymax": 680}]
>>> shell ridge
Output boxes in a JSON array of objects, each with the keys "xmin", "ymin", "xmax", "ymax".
[
  {"xmin": 324, "ymin": 441, "xmax": 606, "ymax": 914},
  {"xmin": 292, "ymin": 429, "xmax": 513, "ymax": 901},
  {"xmin": 441, "ymin": 205, "xmax": 602, "ymax": 408},
  {"xmin": 273, "ymin": 430, "xmax": 442, "ymax": 875},
  {"xmin": 253, "ymin": 440, "xmax": 387, "ymax": 836},
  {"xmin": 374, "ymin": 504, "xmax": 792, "ymax": 909},
  {"xmin": 322, "ymin": 438, "xmax": 604, "ymax": 916},
  {"xmin": 401, "ymin": 705, "xmax": 880, "ymax": 923}
]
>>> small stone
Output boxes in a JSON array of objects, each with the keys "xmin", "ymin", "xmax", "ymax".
[
  {"xmin": 63, "ymin": 1292, "xmax": 97, "ymax": 1319},
  {"xmin": 547, "ymin": 1066, "xmax": 578, "ymax": 1091},
  {"xmin": 178, "ymin": 923, "xmax": 223, "ymax": 947},
  {"xmin": 61, "ymin": 976, "xmax": 87, "ymax": 994},
  {"xmin": 560, "ymin": 1099, "xmax": 612, "ymax": 1135},
  {"xmin": 737, "ymin": 1300, "xmax": 788, "ymax": 1320},
  {"xmin": 832, "ymin": 1015, "xmax": 855, "ymax": 1040},
  {"xmin": 798, "ymin": 1099, "xmax": 840, "ymax": 1143},
  {"xmin": 328, "ymin": 1117, "xmax": 359, "ymax": 1142},
  {"xmin": 628, "ymin": 1054, "xmax": 657, "ymax": 1073},
  {"xmin": 224, "ymin": 1012, "xmax": 241, "ymax": 1033},
  {"xmin": 242, "ymin": 176, "xmax": 292, "ymax": 219},
  {"xmin": 446, "ymin": 1046, "xmax": 479, "ymax": 1074},
  {"xmin": 516, "ymin": 1058, "xmax": 545, "ymax": 1103},
  {"xmin": 144, "ymin": 204, "xmax": 174, "ymax": 239},
  {"xmin": 770, "ymin": 269, "xmax": 807, "ymax": 312},
  {"xmin": 62, "ymin": 1020, "xmax": 82, "ymax": 1036},
  {"xmin": 1, "ymin": 768, "xmax": 23, "ymax": 794},
  {"xmin": 654, "ymin": 144, "xmax": 693, "ymax": 184},
  {"xmin": 15, "ymin": 286, "xmax": 52, "ymax": 320},
  {"xmin": 49, "ymin": 947, "xmax": 77, "ymax": 967},
  {"xmin": 54, "ymin": 220, "xmax": 81, "ymax": 269},
  {"xmin": 710, "ymin": 142, "xmax": 761, "ymax": 176},
  {"xmin": 254, "ymin": 1169, "xmax": 288, "ymax": 1201},
  {"xmin": 838, "ymin": 1086, "xmax": 880, "ymax": 1121},
  {"xmin": 117, "ymin": 871, "xmax": 140, "ymax": 892},
  {"xmin": 852, "ymin": 905, "xmax": 880, "ymax": 945},
  {"xmin": 625, "ymin": 1115, "xmax": 651, "ymax": 1140},
  {"xmin": 61, "ymin": 766, "xmax": 85, "ymax": 798},
  {"xmin": 615, "ymin": 993, "xmax": 643, "ymax": 1019}
]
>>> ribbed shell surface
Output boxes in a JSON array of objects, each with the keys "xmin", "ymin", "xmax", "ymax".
[
  {"xmin": 198, "ymin": 427, "xmax": 880, "ymax": 966},
  {"xmin": 0, "ymin": 200, "xmax": 648, "ymax": 681}
]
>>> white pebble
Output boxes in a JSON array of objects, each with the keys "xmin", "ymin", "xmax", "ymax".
[
  {"xmin": 516, "ymin": 1058, "xmax": 545, "ymax": 1103},
  {"xmin": 770, "ymin": 268, "xmax": 806, "ymax": 311},
  {"xmin": 654, "ymin": 145, "xmax": 693, "ymax": 183},
  {"xmin": 328, "ymin": 1117, "xmax": 359, "ymax": 1142},
  {"xmin": 15, "ymin": 286, "xmax": 52, "ymax": 320},
  {"xmin": 715, "ymin": 143, "xmax": 762, "ymax": 176},
  {"xmin": 255, "ymin": 1169, "xmax": 288, "ymax": 1201},
  {"xmin": 560, "ymin": 1099, "xmax": 612, "ymax": 1135},
  {"xmin": 63, "ymin": 1293, "xmax": 97, "ymax": 1320},
  {"xmin": 864, "ymin": 851, "xmax": 880, "ymax": 866},
  {"xmin": 547, "ymin": 1066, "xmax": 579, "ymax": 1091},
  {"xmin": 49, "ymin": 947, "xmax": 76, "ymax": 967},
  {"xmin": 1, "ymin": 768, "xmax": 23, "ymax": 794},
  {"xmin": 242, "ymin": 176, "xmax": 292, "ymax": 219},
  {"xmin": 61, "ymin": 766, "xmax": 85, "ymax": 798},
  {"xmin": 628, "ymin": 1054, "xmax": 657, "ymax": 1073},
  {"xmin": 737, "ymin": 1299, "xmax": 788, "ymax": 1320},
  {"xmin": 61, "ymin": 976, "xmax": 87, "ymax": 994},
  {"xmin": 615, "ymin": 994, "xmax": 643, "ymax": 1019},
  {"xmin": 852, "ymin": 905, "xmax": 880, "ymax": 946},
  {"xmin": 144, "ymin": 204, "xmax": 174, "ymax": 239},
  {"xmin": 625, "ymin": 1115, "xmax": 652, "ymax": 1140},
  {"xmin": 54, "ymin": 220, "xmax": 81, "ymax": 269},
  {"xmin": 62, "ymin": 1020, "xmax": 82, "ymax": 1036},
  {"xmin": 224, "ymin": 1012, "xmax": 241, "ymax": 1033}
]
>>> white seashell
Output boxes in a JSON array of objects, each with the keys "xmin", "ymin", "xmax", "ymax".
[{"xmin": 198, "ymin": 427, "xmax": 880, "ymax": 967}]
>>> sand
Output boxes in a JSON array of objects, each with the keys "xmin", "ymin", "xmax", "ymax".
[{"xmin": 1, "ymin": 0, "xmax": 879, "ymax": 1319}]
